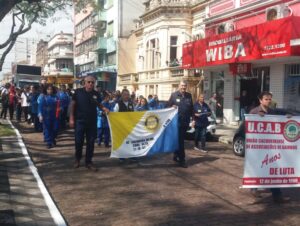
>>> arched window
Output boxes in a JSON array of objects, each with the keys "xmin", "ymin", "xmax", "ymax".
[{"xmin": 145, "ymin": 38, "xmax": 160, "ymax": 70}]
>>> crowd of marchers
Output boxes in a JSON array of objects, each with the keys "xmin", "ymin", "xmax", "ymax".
[{"xmin": 0, "ymin": 77, "xmax": 293, "ymax": 204}]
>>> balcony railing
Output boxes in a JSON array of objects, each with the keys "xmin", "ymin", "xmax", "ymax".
[{"xmin": 145, "ymin": 0, "xmax": 192, "ymax": 11}]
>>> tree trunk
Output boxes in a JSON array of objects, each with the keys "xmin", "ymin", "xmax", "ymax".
[{"xmin": 0, "ymin": 0, "xmax": 20, "ymax": 22}]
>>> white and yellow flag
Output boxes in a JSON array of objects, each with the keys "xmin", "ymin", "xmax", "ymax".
[{"xmin": 107, "ymin": 108, "xmax": 179, "ymax": 158}]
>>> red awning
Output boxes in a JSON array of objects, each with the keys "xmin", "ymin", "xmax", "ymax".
[{"xmin": 182, "ymin": 16, "xmax": 300, "ymax": 69}]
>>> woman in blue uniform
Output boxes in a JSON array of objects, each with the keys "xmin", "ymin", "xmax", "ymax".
[
  {"xmin": 134, "ymin": 97, "xmax": 149, "ymax": 111},
  {"xmin": 38, "ymin": 84, "xmax": 60, "ymax": 149},
  {"xmin": 193, "ymin": 94, "xmax": 211, "ymax": 153}
]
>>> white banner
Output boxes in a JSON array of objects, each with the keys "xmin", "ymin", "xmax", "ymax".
[{"xmin": 242, "ymin": 114, "xmax": 300, "ymax": 188}]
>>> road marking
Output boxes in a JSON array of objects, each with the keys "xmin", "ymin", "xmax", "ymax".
[{"xmin": 8, "ymin": 120, "xmax": 67, "ymax": 226}]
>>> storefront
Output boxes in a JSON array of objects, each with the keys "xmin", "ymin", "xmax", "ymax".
[
  {"xmin": 183, "ymin": 16, "xmax": 300, "ymax": 125},
  {"xmin": 45, "ymin": 76, "xmax": 74, "ymax": 86}
]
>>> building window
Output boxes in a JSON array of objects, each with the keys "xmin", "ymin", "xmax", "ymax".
[
  {"xmin": 146, "ymin": 38, "xmax": 160, "ymax": 70},
  {"xmin": 98, "ymin": 53, "xmax": 107, "ymax": 66},
  {"xmin": 267, "ymin": 9, "xmax": 278, "ymax": 21},
  {"xmin": 107, "ymin": 52, "xmax": 116, "ymax": 65},
  {"xmin": 169, "ymin": 36, "xmax": 178, "ymax": 63},
  {"xmin": 149, "ymin": 85, "xmax": 154, "ymax": 95},
  {"xmin": 107, "ymin": 21, "xmax": 114, "ymax": 38},
  {"xmin": 217, "ymin": 24, "xmax": 225, "ymax": 34},
  {"xmin": 287, "ymin": 64, "xmax": 300, "ymax": 76}
]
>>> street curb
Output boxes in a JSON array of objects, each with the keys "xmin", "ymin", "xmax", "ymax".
[
  {"xmin": 6, "ymin": 120, "xmax": 67, "ymax": 226},
  {"xmin": 218, "ymin": 136, "xmax": 233, "ymax": 145}
]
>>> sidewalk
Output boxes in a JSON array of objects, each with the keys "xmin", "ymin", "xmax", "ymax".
[
  {"xmin": 0, "ymin": 119, "xmax": 65, "ymax": 226},
  {"xmin": 215, "ymin": 123, "xmax": 239, "ymax": 145}
]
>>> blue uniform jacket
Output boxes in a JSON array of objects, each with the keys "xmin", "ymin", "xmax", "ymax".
[
  {"xmin": 57, "ymin": 91, "xmax": 70, "ymax": 109},
  {"xmin": 38, "ymin": 94, "xmax": 59, "ymax": 120},
  {"xmin": 193, "ymin": 102, "xmax": 211, "ymax": 128},
  {"xmin": 135, "ymin": 105, "xmax": 149, "ymax": 111},
  {"xmin": 148, "ymin": 98, "xmax": 157, "ymax": 110},
  {"xmin": 97, "ymin": 101, "xmax": 110, "ymax": 128},
  {"xmin": 30, "ymin": 93, "xmax": 39, "ymax": 114}
]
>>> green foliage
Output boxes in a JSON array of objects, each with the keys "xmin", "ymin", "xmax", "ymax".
[{"xmin": 0, "ymin": 124, "xmax": 15, "ymax": 137}]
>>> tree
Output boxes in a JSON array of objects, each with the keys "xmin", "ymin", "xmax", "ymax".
[{"xmin": 0, "ymin": 0, "xmax": 95, "ymax": 72}]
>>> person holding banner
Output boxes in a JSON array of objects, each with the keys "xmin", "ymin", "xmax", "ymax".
[
  {"xmin": 193, "ymin": 94, "xmax": 211, "ymax": 153},
  {"xmin": 113, "ymin": 88, "xmax": 135, "ymax": 163},
  {"xmin": 167, "ymin": 80, "xmax": 193, "ymax": 168},
  {"xmin": 69, "ymin": 75, "xmax": 109, "ymax": 171},
  {"xmin": 249, "ymin": 91, "xmax": 290, "ymax": 203}
]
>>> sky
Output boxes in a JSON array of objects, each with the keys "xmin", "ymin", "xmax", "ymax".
[{"xmin": 0, "ymin": 7, "xmax": 74, "ymax": 78}]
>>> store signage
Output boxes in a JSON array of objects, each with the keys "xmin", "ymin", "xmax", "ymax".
[
  {"xmin": 183, "ymin": 16, "xmax": 300, "ymax": 68},
  {"xmin": 242, "ymin": 115, "xmax": 300, "ymax": 188},
  {"xmin": 229, "ymin": 63, "xmax": 252, "ymax": 75}
]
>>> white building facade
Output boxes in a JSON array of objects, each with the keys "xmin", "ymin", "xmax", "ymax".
[
  {"xmin": 44, "ymin": 32, "xmax": 74, "ymax": 85},
  {"xmin": 117, "ymin": 0, "xmax": 207, "ymax": 101}
]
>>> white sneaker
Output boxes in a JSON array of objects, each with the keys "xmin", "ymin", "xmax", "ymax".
[
  {"xmin": 200, "ymin": 149, "xmax": 208, "ymax": 153},
  {"xmin": 194, "ymin": 146, "xmax": 200, "ymax": 151}
]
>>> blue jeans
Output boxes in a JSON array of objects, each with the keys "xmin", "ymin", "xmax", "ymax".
[
  {"xmin": 75, "ymin": 120, "xmax": 97, "ymax": 165},
  {"xmin": 195, "ymin": 127, "xmax": 207, "ymax": 149},
  {"xmin": 240, "ymin": 108, "xmax": 246, "ymax": 121},
  {"xmin": 97, "ymin": 127, "xmax": 110, "ymax": 146}
]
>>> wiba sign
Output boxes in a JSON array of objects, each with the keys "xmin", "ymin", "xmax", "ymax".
[{"xmin": 183, "ymin": 16, "xmax": 300, "ymax": 68}]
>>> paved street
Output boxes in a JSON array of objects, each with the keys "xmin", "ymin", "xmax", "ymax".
[{"xmin": 1, "ymin": 119, "xmax": 300, "ymax": 226}]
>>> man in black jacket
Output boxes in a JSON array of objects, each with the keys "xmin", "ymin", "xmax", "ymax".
[
  {"xmin": 69, "ymin": 75, "xmax": 109, "ymax": 171},
  {"xmin": 167, "ymin": 80, "xmax": 193, "ymax": 168}
]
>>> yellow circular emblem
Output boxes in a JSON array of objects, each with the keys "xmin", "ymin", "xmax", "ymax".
[{"xmin": 145, "ymin": 114, "xmax": 160, "ymax": 131}]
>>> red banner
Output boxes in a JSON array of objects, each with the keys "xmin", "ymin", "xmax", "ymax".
[{"xmin": 183, "ymin": 16, "xmax": 300, "ymax": 68}]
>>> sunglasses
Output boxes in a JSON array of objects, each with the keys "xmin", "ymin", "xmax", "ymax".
[{"xmin": 86, "ymin": 81, "xmax": 95, "ymax": 84}]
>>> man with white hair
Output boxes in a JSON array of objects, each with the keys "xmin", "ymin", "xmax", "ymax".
[{"xmin": 69, "ymin": 75, "xmax": 109, "ymax": 171}]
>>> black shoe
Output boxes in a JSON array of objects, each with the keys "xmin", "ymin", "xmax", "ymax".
[
  {"xmin": 46, "ymin": 144, "xmax": 53, "ymax": 149},
  {"xmin": 53, "ymin": 139, "xmax": 56, "ymax": 146},
  {"xmin": 105, "ymin": 144, "xmax": 111, "ymax": 148},
  {"xmin": 74, "ymin": 160, "xmax": 80, "ymax": 168},
  {"xmin": 179, "ymin": 161, "xmax": 188, "ymax": 168},
  {"xmin": 86, "ymin": 163, "xmax": 98, "ymax": 172},
  {"xmin": 173, "ymin": 156, "xmax": 180, "ymax": 163}
]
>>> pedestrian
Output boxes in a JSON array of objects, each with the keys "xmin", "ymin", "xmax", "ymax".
[
  {"xmin": 69, "ymin": 75, "xmax": 109, "ymax": 171},
  {"xmin": 113, "ymin": 88, "xmax": 135, "ymax": 163},
  {"xmin": 97, "ymin": 94, "xmax": 111, "ymax": 147},
  {"xmin": 113, "ymin": 89, "xmax": 134, "ymax": 112},
  {"xmin": 249, "ymin": 91, "xmax": 290, "ymax": 204},
  {"xmin": 8, "ymin": 86, "xmax": 17, "ymax": 120},
  {"xmin": 57, "ymin": 84, "xmax": 70, "ymax": 130},
  {"xmin": 239, "ymin": 90, "xmax": 250, "ymax": 121},
  {"xmin": 30, "ymin": 85, "xmax": 42, "ymax": 132},
  {"xmin": 193, "ymin": 94, "xmax": 211, "ymax": 153},
  {"xmin": 21, "ymin": 86, "xmax": 30, "ymax": 122},
  {"xmin": 135, "ymin": 97, "xmax": 148, "ymax": 111},
  {"xmin": 0, "ymin": 83, "xmax": 10, "ymax": 119},
  {"xmin": 167, "ymin": 80, "xmax": 193, "ymax": 168},
  {"xmin": 38, "ymin": 84, "xmax": 60, "ymax": 149},
  {"xmin": 148, "ymin": 95, "xmax": 157, "ymax": 110},
  {"xmin": 208, "ymin": 93, "xmax": 221, "ymax": 121},
  {"xmin": 15, "ymin": 88, "xmax": 22, "ymax": 122}
]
